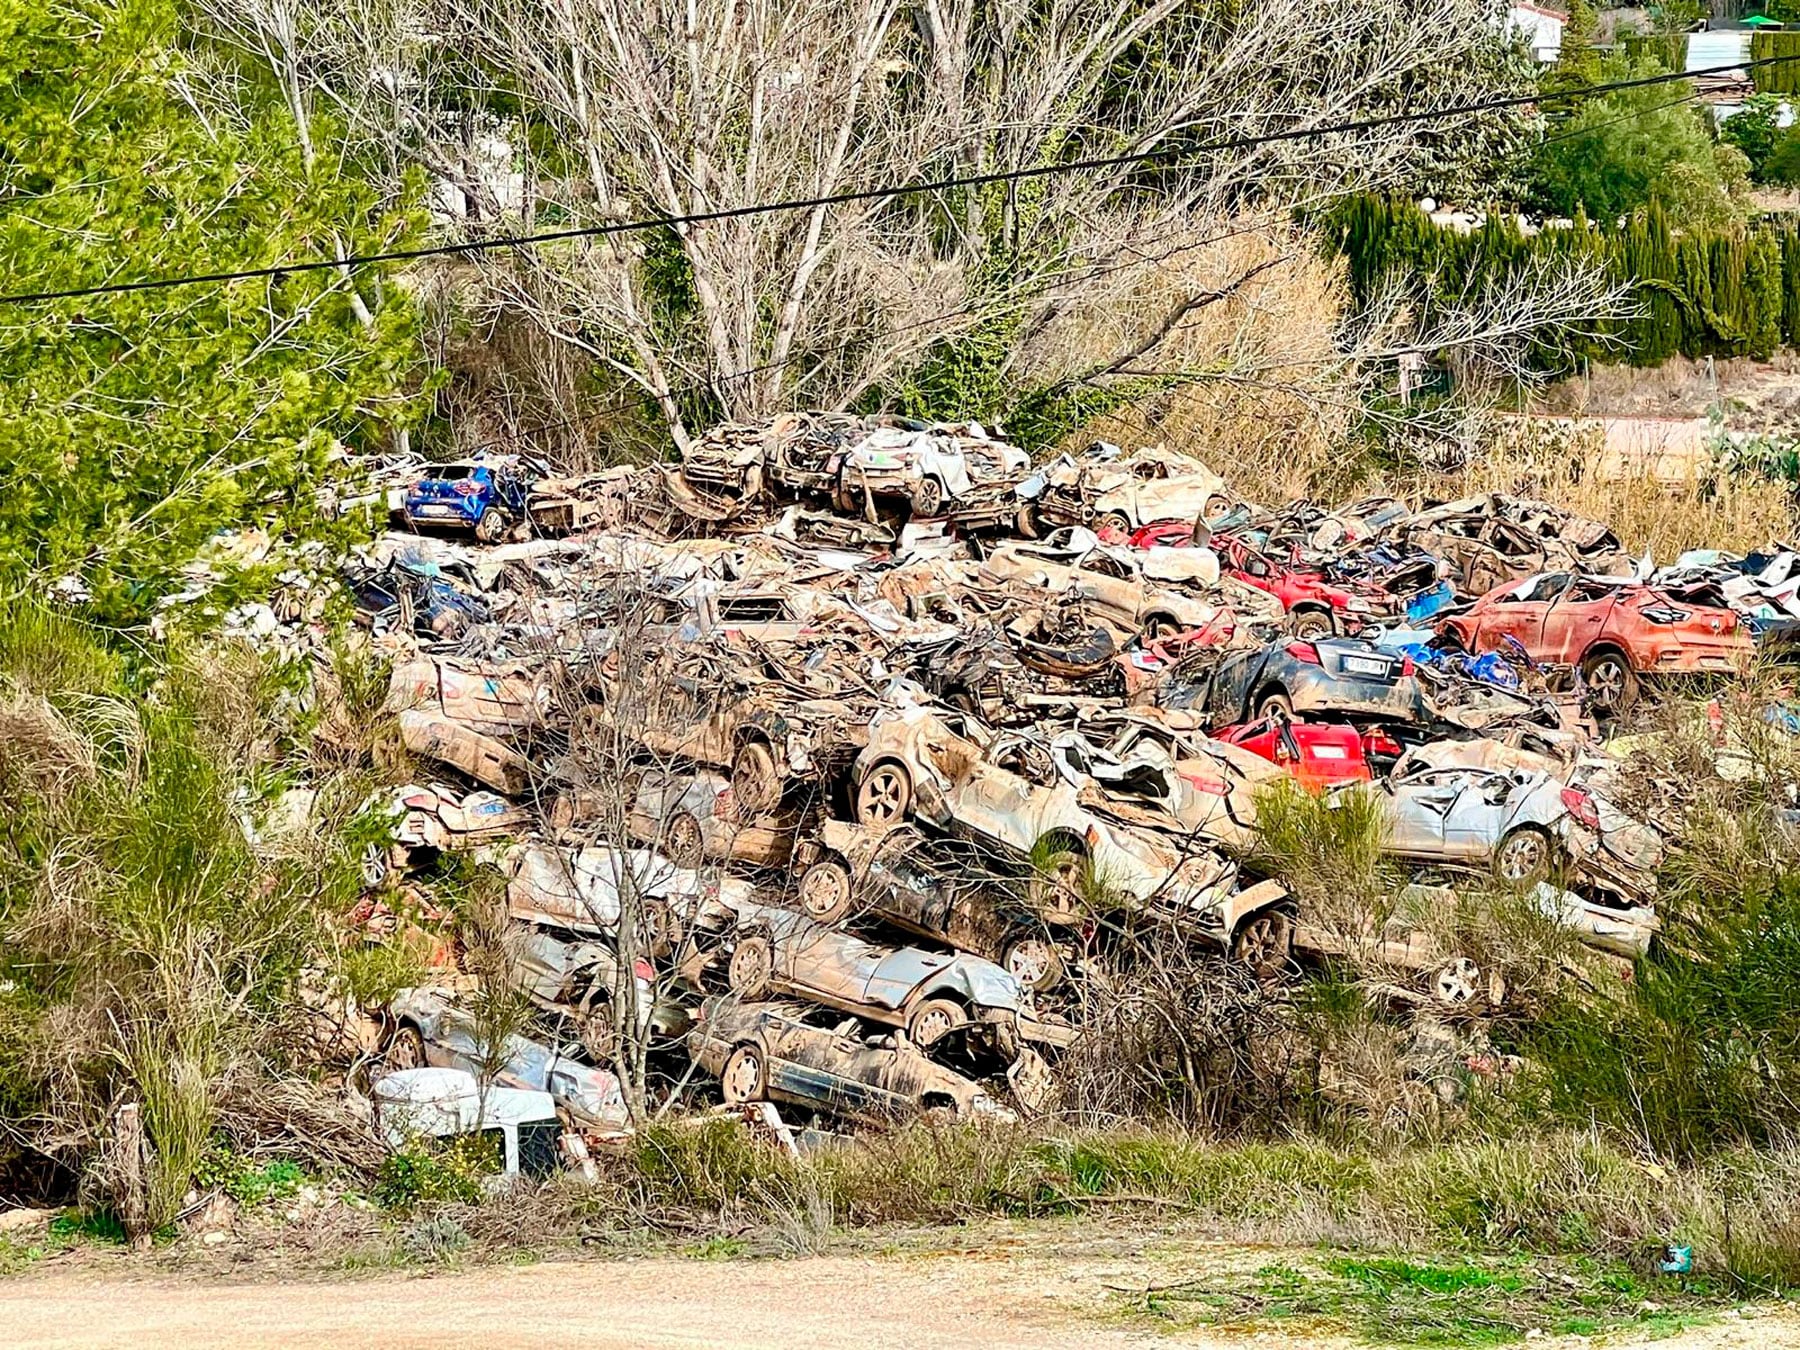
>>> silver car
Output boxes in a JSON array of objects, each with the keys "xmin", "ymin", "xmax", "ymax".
[
  {"xmin": 1381, "ymin": 762, "xmax": 1661, "ymax": 900},
  {"xmin": 722, "ymin": 899, "xmax": 1028, "ymax": 1061}
]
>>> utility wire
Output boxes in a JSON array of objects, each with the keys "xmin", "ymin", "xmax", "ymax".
[{"xmin": 1, "ymin": 55, "xmax": 1789, "ymax": 307}]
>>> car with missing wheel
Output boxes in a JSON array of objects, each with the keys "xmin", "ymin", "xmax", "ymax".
[
  {"xmin": 833, "ymin": 418, "xmax": 1029, "ymax": 519},
  {"xmin": 847, "ymin": 704, "xmax": 1292, "ymax": 970},
  {"xmin": 689, "ymin": 996, "xmax": 1013, "ymax": 1122},
  {"xmin": 720, "ymin": 898, "xmax": 1034, "ymax": 1063},
  {"xmin": 1377, "ymin": 754, "xmax": 1662, "ymax": 906},
  {"xmin": 794, "ymin": 818, "xmax": 1068, "ymax": 991}
]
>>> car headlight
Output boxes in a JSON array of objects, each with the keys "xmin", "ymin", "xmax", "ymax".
[{"xmin": 1346, "ymin": 598, "xmax": 1373, "ymax": 613}]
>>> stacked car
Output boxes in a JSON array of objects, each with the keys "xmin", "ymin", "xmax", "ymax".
[{"xmin": 347, "ymin": 413, "xmax": 1787, "ymax": 1140}]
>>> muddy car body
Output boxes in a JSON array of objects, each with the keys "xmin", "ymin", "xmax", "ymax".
[
  {"xmin": 675, "ymin": 422, "xmax": 767, "ymax": 509},
  {"xmin": 848, "ymin": 705, "xmax": 1287, "ymax": 944},
  {"xmin": 1438, "ymin": 572, "xmax": 1755, "ymax": 714},
  {"xmin": 1379, "ymin": 754, "xmax": 1662, "ymax": 902},
  {"xmin": 983, "ymin": 534, "xmax": 1262, "ymax": 646},
  {"xmin": 690, "ymin": 997, "xmax": 1010, "ymax": 1121},
  {"xmin": 722, "ymin": 898, "xmax": 1029, "ymax": 1058},
  {"xmin": 1210, "ymin": 533, "xmax": 1388, "ymax": 637},
  {"xmin": 368, "ymin": 782, "xmax": 530, "ymax": 884},
  {"xmin": 835, "ymin": 420, "xmax": 1028, "ymax": 518},
  {"xmin": 1214, "ymin": 717, "xmax": 1376, "ymax": 790},
  {"xmin": 614, "ymin": 770, "xmax": 797, "ymax": 868},
  {"xmin": 509, "ymin": 928, "xmax": 690, "ymax": 1053},
  {"xmin": 387, "ymin": 988, "xmax": 630, "ymax": 1131},
  {"xmin": 796, "ymin": 819, "xmax": 1066, "ymax": 990},
  {"xmin": 505, "ymin": 843, "xmax": 745, "ymax": 942},
  {"xmin": 1163, "ymin": 637, "xmax": 1427, "ymax": 727},
  {"xmin": 1398, "ymin": 494, "xmax": 1630, "ymax": 597},
  {"xmin": 1027, "ymin": 444, "xmax": 1239, "ymax": 535}
]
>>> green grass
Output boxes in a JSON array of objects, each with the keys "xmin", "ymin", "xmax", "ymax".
[{"xmin": 1115, "ymin": 1255, "xmax": 1728, "ymax": 1346}]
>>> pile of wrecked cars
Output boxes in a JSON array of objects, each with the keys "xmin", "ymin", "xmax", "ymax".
[{"xmin": 333, "ymin": 415, "xmax": 1789, "ymax": 1168}]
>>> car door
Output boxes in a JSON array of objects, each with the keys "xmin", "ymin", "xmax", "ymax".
[
  {"xmin": 1384, "ymin": 769, "xmax": 1466, "ymax": 858},
  {"xmin": 1439, "ymin": 773, "xmax": 1512, "ymax": 859},
  {"xmin": 1540, "ymin": 580, "xmax": 1623, "ymax": 667},
  {"xmin": 1471, "ymin": 574, "xmax": 1567, "ymax": 657},
  {"xmin": 863, "ymin": 948, "xmax": 958, "ymax": 1013}
]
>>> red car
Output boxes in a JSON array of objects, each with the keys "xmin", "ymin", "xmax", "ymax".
[
  {"xmin": 1437, "ymin": 572, "xmax": 1754, "ymax": 714},
  {"xmin": 1214, "ymin": 718, "xmax": 1385, "ymax": 791},
  {"xmin": 1128, "ymin": 524, "xmax": 1383, "ymax": 638}
]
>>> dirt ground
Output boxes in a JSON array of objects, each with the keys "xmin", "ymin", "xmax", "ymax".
[{"xmin": 4, "ymin": 1245, "xmax": 1798, "ymax": 1350}]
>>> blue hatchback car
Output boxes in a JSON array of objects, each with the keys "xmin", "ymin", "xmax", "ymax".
[{"xmin": 403, "ymin": 460, "xmax": 531, "ymax": 541}]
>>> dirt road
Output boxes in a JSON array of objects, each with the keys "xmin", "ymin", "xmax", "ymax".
[{"xmin": 5, "ymin": 1252, "xmax": 1798, "ymax": 1350}]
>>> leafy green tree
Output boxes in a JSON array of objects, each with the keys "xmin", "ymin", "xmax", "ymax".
[
  {"xmin": 0, "ymin": 0, "xmax": 425, "ymax": 624},
  {"xmin": 1765, "ymin": 124, "xmax": 1800, "ymax": 184},
  {"xmin": 1532, "ymin": 56, "xmax": 1744, "ymax": 222},
  {"xmin": 1543, "ymin": 0, "xmax": 1604, "ymax": 94},
  {"xmin": 1720, "ymin": 94, "xmax": 1786, "ymax": 181}
]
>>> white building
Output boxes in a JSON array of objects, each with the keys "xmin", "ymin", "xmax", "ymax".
[{"xmin": 1509, "ymin": 3, "xmax": 1566, "ymax": 62}]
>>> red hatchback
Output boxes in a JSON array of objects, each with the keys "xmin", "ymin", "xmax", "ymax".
[
  {"xmin": 1129, "ymin": 523, "xmax": 1383, "ymax": 638},
  {"xmin": 1214, "ymin": 717, "xmax": 1381, "ymax": 791}
]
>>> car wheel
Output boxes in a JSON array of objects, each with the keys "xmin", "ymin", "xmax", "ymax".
[
  {"xmin": 720, "ymin": 1044, "xmax": 767, "ymax": 1105},
  {"xmin": 798, "ymin": 857, "xmax": 855, "ymax": 925},
  {"xmin": 575, "ymin": 999, "xmax": 618, "ymax": 1062},
  {"xmin": 1431, "ymin": 957, "xmax": 1483, "ymax": 1010},
  {"xmin": 1580, "ymin": 648, "xmax": 1639, "ymax": 716},
  {"xmin": 360, "ymin": 842, "xmax": 391, "ymax": 889},
  {"xmin": 384, "ymin": 1024, "xmax": 427, "ymax": 1072},
  {"xmin": 1201, "ymin": 493, "xmax": 1235, "ymax": 524},
  {"xmin": 1001, "ymin": 933, "xmax": 1065, "ymax": 992},
  {"xmin": 1288, "ymin": 609, "xmax": 1333, "ymax": 640},
  {"xmin": 911, "ymin": 476, "xmax": 945, "ymax": 517},
  {"xmin": 1494, "ymin": 825, "xmax": 1553, "ymax": 885},
  {"xmin": 1094, "ymin": 510, "xmax": 1131, "ymax": 539},
  {"xmin": 907, "ymin": 997, "xmax": 967, "ymax": 1049},
  {"xmin": 664, "ymin": 810, "xmax": 706, "ymax": 869},
  {"xmin": 1256, "ymin": 690, "xmax": 1294, "ymax": 720},
  {"xmin": 475, "ymin": 507, "xmax": 506, "ymax": 543},
  {"xmin": 1014, "ymin": 505, "xmax": 1040, "ymax": 539},
  {"xmin": 855, "ymin": 761, "xmax": 913, "ymax": 828},
  {"xmin": 1231, "ymin": 906, "xmax": 1295, "ymax": 981},
  {"xmin": 1143, "ymin": 612, "xmax": 1184, "ymax": 643},
  {"xmin": 728, "ymin": 934, "xmax": 774, "ymax": 999},
  {"xmin": 731, "ymin": 740, "xmax": 783, "ymax": 817}
]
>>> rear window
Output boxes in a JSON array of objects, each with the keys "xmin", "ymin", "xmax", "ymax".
[{"xmin": 427, "ymin": 464, "xmax": 476, "ymax": 481}]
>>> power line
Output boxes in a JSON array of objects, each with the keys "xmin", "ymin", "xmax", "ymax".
[{"xmin": 2, "ymin": 56, "xmax": 1790, "ymax": 308}]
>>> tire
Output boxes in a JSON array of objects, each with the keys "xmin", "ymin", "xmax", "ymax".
[
  {"xmin": 1288, "ymin": 608, "xmax": 1333, "ymax": 640},
  {"xmin": 663, "ymin": 810, "xmax": 705, "ymax": 869},
  {"xmin": 1494, "ymin": 825, "xmax": 1553, "ymax": 885},
  {"xmin": 1201, "ymin": 493, "xmax": 1235, "ymax": 524},
  {"xmin": 855, "ymin": 760, "xmax": 913, "ymax": 828},
  {"xmin": 1431, "ymin": 957, "xmax": 1483, "ymax": 1010},
  {"xmin": 475, "ymin": 506, "xmax": 506, "ymax": 543},
  {"xmin": 731, "ymin": 740, "xmax": 783, "ymax": 817},
  {"xmin": 1015, "ymin": 505, "xmax": 1040, "ymax": 539},
  {"xmin": 1096, "ymin": 510, "xmax": 1132, "ymax": 537},
  {"xmin": 575, "ymin": 1000, "xmax": 618, "ymax": 1062},
  {"xmin": 385, "ymin": 1024, "xmax": 427, "ymax": 1072},
  {"xmin": 720, "ymin": 1043, "xmax": 767, "ymax": 1105},
  {"xmin": 1580, "ymin": 647, "xmax": 1639, "ymax": 717},
  {"xmin": 728, "ymin": 933, "xmax": 774, "ymax": 999},
  {"xmin": 1256, "ymin": 689, "xmax": 1294, "ymax": 720},
  {"xmin": 907, "ymin": 997, "xmax": 967, "ymax": 1049},
  {"xmin": 798, "ymin": 857, "xmax": 855, "ymax": 925},
  {"xmin": 1231, "ymin": 906, "xmax": 1295, "ymax": 982},
  {"xmin": 360, "ymin": 842, "xmax": 391, "ymax": 889},
  {"xmin": 1001, "ymin": 933, "xmax": 1065, "ymax": 992},
  {"xmin": 911, "ymin": 476, "xmax": 945, "ymax": 517}
]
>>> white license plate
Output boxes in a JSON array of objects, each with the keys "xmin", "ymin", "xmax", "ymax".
[
  {"xmin": 1311, "ymin": 745, "xmax": 1349, "ymax": 759},
  {"xmin": 1342, "ymin": 656, "xmax": 1389, "ymax": 677}
]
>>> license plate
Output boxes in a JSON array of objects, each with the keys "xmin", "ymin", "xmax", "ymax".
[
  {"xmin": 1342, "ymin": 655, "xmax": 1390, "ymax": 677},
  {"xmin": 1310, "ymin": 745, "xmax": 1348, "ymax": 759}
]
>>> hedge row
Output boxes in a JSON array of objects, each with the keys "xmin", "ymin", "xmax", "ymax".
[
  {"xmin": 1751, "ymin": 31, "xmax": 1800, "ymax": 96},
  {"xmin": 1322, "ymin": 195, "xmax": 1800, "ymax": 367}
]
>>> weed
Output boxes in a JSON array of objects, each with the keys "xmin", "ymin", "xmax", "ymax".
[
  {"xmin": 373, "ymin": 1135, "xmax": 501, "ymax": 1211},
  {"xmin": 400, "ymin": 1215, "xmax": 471, "ymax": 1263}
]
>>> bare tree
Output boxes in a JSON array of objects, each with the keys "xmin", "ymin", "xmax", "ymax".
[{"xmin": 191, "ymin": 0, "xmax": 1566, "ymax": 450}]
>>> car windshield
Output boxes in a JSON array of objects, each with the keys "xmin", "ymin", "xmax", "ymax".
[
  {"xmin": 425, "ymin": 464, "xmax": 478, "ymax": 481},
  {"xmin": 516, "ymin": 1121, "xmax": 561, "ymax": 1178}
]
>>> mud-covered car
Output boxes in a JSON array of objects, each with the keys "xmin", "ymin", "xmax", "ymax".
[
  {"xmin": 614, "ymin": 770, "xmax": 798, "ymax": 868},
  {"xmin": 834, "ymin": 418, "xmax": 1028, "ymax": 518},
  {"xmin": 670, "ymin": 421, "xmax": 767, "ymax": 513},
  {"xmin": 722, "ymin": 899, "xmax": 1031, "ymax": 1060},
  {"xmin": 364, "ymin": 782, "xmax": 531, "ymax": 885},
  {"xmin": 509, "ymin": 928, "xmax": 691, "ymax": 1057},
  {"xmin": 1162, "ymin": 636, "xmax": 1427, "ymax": 727},
  {"xmin": 847, "ymin": 704, "xmax": 1290, "ymax": 961},
  {"xmin": 1379, "ymin": 749, "xmax": 1663, "ymax": 905},
  {"xmin": 795, "ymin": 819, "xmax": 1066, "ymax": 991},
  {"xmin": 1024, "ymin": 443, "xmax": 1240, "ymax": 536},
  {"xmin": 1437, "ymin": 572, "xmax": 1755, "ymax": 715},
  {"xmin": 505, "ymin": 843, "xmax": 746, "ymax": 945},
  {"xmin": 983, "ymin": 533, "xmax": 1275, "ymax": 646},
  {"xmin": 690, "ymin": 996, "xmax": 1012, "ymax": 1121},
  {"xmin": 1395, "ymin": 494, "xmax": 1631, "ymax": 598},
  {"xmin": 386, "ymin": 988, "xmax": 630, "ymax": 1131}
]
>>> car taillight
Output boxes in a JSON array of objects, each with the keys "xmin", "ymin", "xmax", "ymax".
[
  {"xmin": 1399, "ymin": 655, "xmax": 1415, "ymax": 677},
  {"xmin": 1363, "ymin": 729, "xmax": 1403, "ymax": 758},
  {"xmin": 1285, "ymin": 640, "xmax": 1321, "ymax": 665},
  {"xmin": 1560, "ymin": 787, "xmax": 1600, "ymax": 830},
  {"xmin": 1640, "ymin": 606, "xmax": 1689, "ymax": 624},
  {"xmin": 632, "ymin": 959, "xmax": 654, "ymax": 981}
]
